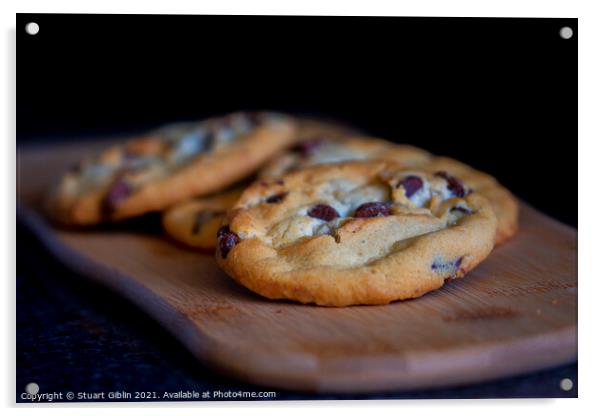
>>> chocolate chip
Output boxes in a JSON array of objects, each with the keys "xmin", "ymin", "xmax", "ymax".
[
  {"xmin": 265, "ymin": 192, "xmax": 288, "ymax": 204},
  {"xmin": 455, "ymin": 257, "xmax": 464, "ymax": 268},
  {"xmin": 102, "ymin": 177, "xmax": 132, "ymax": 215},
  {"xmin": 431, "ymin": 256, "xmax": 464, "ymax": 272},
  {"xmin": 398, "ymin": 176, "xmax": 423, "ymax": 198},
  {"xmin": 291, "ymin": 137, "xmax": 324, "ymax": 156},
  {"xmin": 435, "ymin": 171, "xmax": 467, "ymax": 197},
  {"xmin": 192, "ymin": 210, "xmax": 224, "ymax": 234},
  {"xmin": 308, "ymin": 204, "xmax": 339, "ymax": 221},
  {"xmin": 354, "ymin": 202, "xmax": 391, "ymax": 218},
  {"xmin": 216, "ymin": 225, "xmax": 229, "ymax": 239},
  {"xmin": 217, "ymin": 225, "xmax": 240, "ymax": 258}
]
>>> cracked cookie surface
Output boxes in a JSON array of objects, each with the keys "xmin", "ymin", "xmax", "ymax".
[
  {"xmin": 261, "ymin": 135, "xmax": 518, "ymax": 245},
  {"xmin": 216, "ymin": 160, "xmax": 497, "ymax": 306},
  {"xmin": 46, "ymin": 112, "xmax": 297, "ymax": 225}
]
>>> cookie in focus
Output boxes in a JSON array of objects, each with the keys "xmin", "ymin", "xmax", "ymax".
[{"xmin": 216, "ymin": 160, "xmax": 498, "ymax": 306}]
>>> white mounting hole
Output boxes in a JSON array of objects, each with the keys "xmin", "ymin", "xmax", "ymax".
[
  {"xmin": 25, "ymin": 382, "xmax": 39, "ymax": 395},
  {"xmin": 560, "ymin": 378, "xmax": 574, "ymax": 391},
  {"xmin": 25, "ymin": 22, "xmax": 39, "ymax": 35},
  {"xmin": 559, "ymin": 26, "xmax": 573, "ymax": 40}
]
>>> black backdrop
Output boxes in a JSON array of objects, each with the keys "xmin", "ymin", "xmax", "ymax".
[{"xmin": 17, "ymin": 14, "xmax": 577, "ymax": 226}]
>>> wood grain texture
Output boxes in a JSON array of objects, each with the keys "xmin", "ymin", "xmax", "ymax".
[{"xmin": 17, "ymin": 140, "xmax": 577, "ymax": 393}]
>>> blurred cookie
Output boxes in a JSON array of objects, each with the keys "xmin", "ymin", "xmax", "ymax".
[
  {"xmin": 260, "ymin": 135, "xmax": 431, "ymax": 178},
  {"xmin": 46, "ymin": 112, "xmax": 297, "ymax": 225}
]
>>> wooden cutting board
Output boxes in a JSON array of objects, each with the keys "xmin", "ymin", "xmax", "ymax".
[{"xmin": 17, "ymin": 140, "xmax": 577, "ymax": 393}]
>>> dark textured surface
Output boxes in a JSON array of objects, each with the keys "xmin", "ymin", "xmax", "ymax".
[{"xmin": 16, "ymin": 222, "xmax": 577, "ymax": 402}]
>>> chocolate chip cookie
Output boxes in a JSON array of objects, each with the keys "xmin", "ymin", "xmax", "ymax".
[
  {"xmin": 46, "ymin": 112, "xmax": 297, "ymax": 225},
  {"xmin": 216, "ymin": 161, "xmax": 497, "ymax": 306}
]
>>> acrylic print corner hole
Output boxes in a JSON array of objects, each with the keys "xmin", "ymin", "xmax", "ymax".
[
  {"xmin": 25, "ymin": 22, "xmax": 39, "ymax": 35},
  {"xmin": 559, "ymin": 26, "xmax": 573, "ymax": 39}
]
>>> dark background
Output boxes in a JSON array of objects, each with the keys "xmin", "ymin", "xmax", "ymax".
[
  {"xmin": 17, "ymin": 14, "xmax": 577, "ymax": 226},
  {"xmin": 17, "ymin": 14, "xmax": 577, "ymax": 401}
]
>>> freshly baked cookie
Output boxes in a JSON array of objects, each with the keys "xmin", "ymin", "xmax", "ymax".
[
  {"xmin": 216, "ymin": 161, "xmax": 497, "ymax": 306},
  {"xmin": 162, "ymin": 187, "xmax": 243, "ymax": 251},
  {"xmin": 260, "ymin": 136, "xmax": 518, "ymax": 245},
  {"xmin": 46, "ymin": 112, "xmax": 297, "ymax": 225}
]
